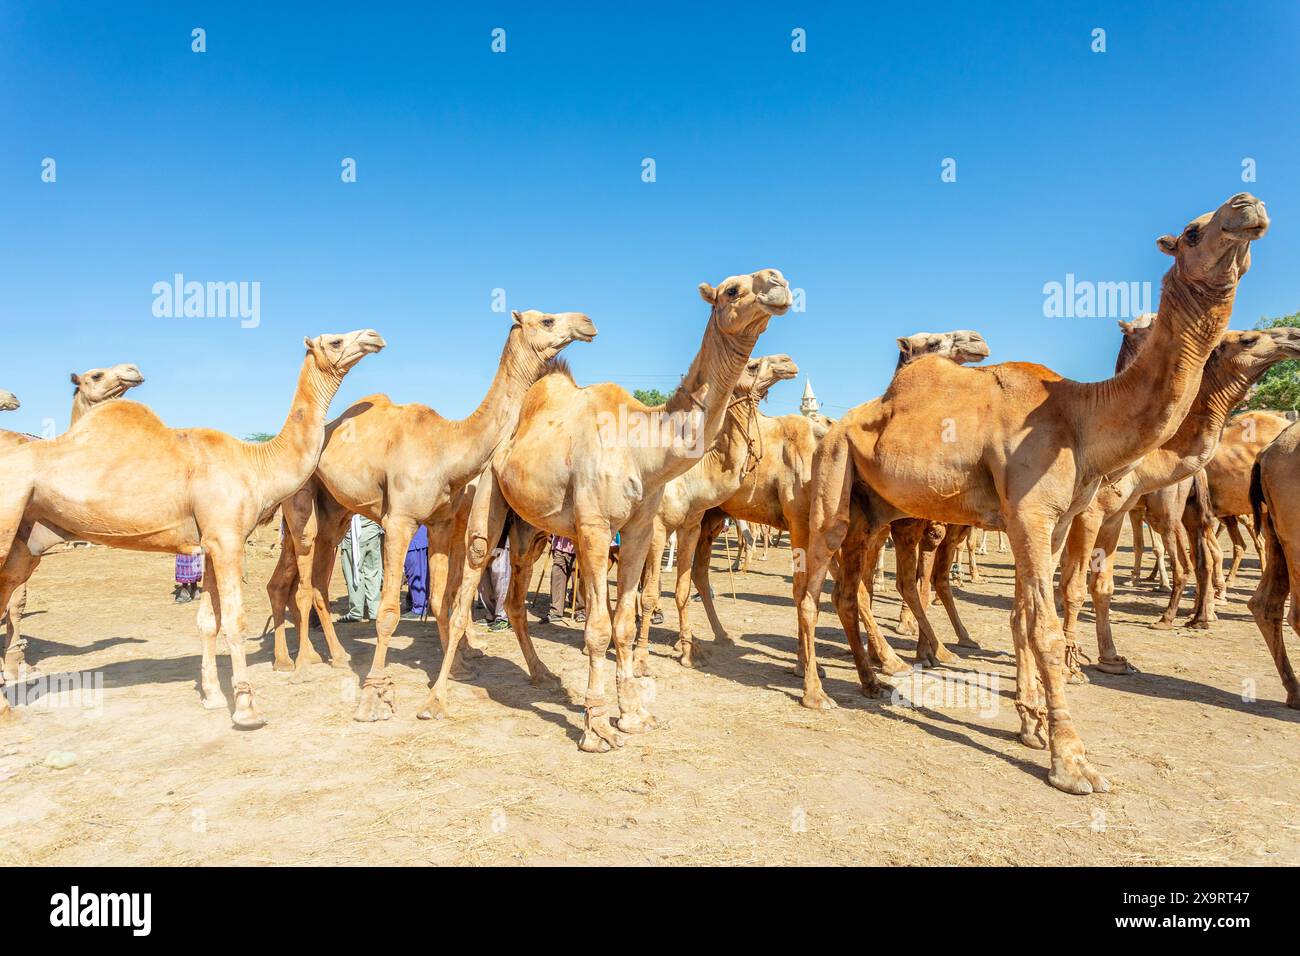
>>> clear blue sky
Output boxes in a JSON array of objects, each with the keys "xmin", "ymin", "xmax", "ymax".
[{"xmin": 3, "ymin": 1, "xmax": 1298, "ymax": 435}]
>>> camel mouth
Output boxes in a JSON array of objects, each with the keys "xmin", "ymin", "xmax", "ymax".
[
  {"xmin": 758, "ymin": 287, "xmax": 793, "ymax": 314},
  {"xmin": 338, "ymin": 331, "xmax": 387, "ymax": 370},
  {"xmin": 571, "ymin": 329, "xmax": 597, "ymax": 344},
  {"xmin": 1225, "ymin": 222, "xmax": 1268, "ymax": 241},
  {"xmin": 0, "ymin": 397, "xmax": 18, "ymax": 411}
]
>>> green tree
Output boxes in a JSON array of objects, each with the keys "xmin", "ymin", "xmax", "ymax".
[
  {"xmin": 632, "ymin": 388, "xmax": 670, "ymax": 407},
  {"xmin": 245, "ymin": 432, "xmax": 275, "ymax": 443},
  {"xmin": 1243, "ymin": 312, "xmax": 1300, "ymax": 413}
]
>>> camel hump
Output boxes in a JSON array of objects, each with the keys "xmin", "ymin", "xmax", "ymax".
[{"xmin": 67, "ymin": 398, "xmax": 167, "ymax": 435}]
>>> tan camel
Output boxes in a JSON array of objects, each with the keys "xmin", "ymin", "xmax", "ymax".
[
  {"xmin": 796, "ymin": 193, "xmax": 1268, "ymax": 795},
  {"xmin": 1, "ymin": 363, "xmax": 147, "ymax": 679},
  {"xmin": 675, "ymin": 330, "xmax": 990, "ymax": 675},
  {"xmin": 1060, "ymin": 325, "xmax": 1300, "ymax": 672},
  {"xmin": 1220, "ymin": 513, "xmax": 1262, "ymax": 591},
  {"xmin": 264, "ymin": 310, "xmax": 596, "ymax": 722},
  {"xmin": 1247, "ymin": 419, "xmax": 1300, "ymax": 706},
  {"xmin": 0, "ymin": 331, "xmax": 385, "ymax": 726},
  {"xmin": 634, "ymin": 353, "xmax": 799, "ymax": 670},
  {"xmin": 429, "ymin": 269, "xmax": 793, "ymax": 752}
]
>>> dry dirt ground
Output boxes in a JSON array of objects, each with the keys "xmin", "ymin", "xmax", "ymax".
[{"xmin": 4, "ymin": 527, "xmax": 1298, "ymax": 866}]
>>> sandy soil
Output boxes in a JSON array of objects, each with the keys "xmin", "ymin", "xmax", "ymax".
[{"xmin": 3, "ymin": 527, "xmax": 1298, "ymax": 866}]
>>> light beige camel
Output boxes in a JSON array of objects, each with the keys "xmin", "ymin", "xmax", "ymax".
[
  {"xmin": 796, "ymin": 193, "xmax": 1268, "ymax": 795},
  {"xmin": 0, "ymin": 391, "xmax": 17, "ymax": 412},
  {"xmin": 429, "ymin": 269, "xmax": 793, "ymax": 752},
  {"xmin": 1, "ymin": 363, "xmax": 147, "ymax": 680},
  {"xmin": 264, "ymin": 310, "xmax": 596, "ymax": 724},
  {"xmin": 1248, "ymin": 419, "xmax": 1300, "ymax": 706},
  {"xmin": 676, "ymin": 330, "xmax": 989, "ymax": 675},
  {"xmin": 634, "ymin": 353, "xmax": 799, "ymax": 670},
  {"xmin": 1060, "ymin": 325, "xmax": 1300, "ymax": 673},
  {"xmin": 0, "ymin": 331, "xmax": 384, "ymax": 726}
]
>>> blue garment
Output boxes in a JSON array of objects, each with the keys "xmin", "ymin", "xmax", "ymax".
[{"xmin": 404, "ymin": 525, "xmax": 429, "ymax": 614}]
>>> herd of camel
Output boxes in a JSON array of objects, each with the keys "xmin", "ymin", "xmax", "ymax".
[{"xmin": 4, "ymin": 190, "xmax": 1300, "ymax": 796}]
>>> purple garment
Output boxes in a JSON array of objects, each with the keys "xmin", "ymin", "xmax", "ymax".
[
  {"xmin": 551, "ymin": 536, "xmax": 575, "ymax": 555},
  {"xmin": 404, "ymin": 528, "xmax": 429, "ymax": 615},
  {"xmin": 175, "ymin": 552, "xmax": 203, "ymax": 584}
]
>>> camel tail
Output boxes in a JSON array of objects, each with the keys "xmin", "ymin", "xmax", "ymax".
[{"xmin": 1250, "ymin": 460, "xmax": 1267, "ymax": 532}]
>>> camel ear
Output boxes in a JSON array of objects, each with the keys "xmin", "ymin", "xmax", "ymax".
[
  {"xmin": 896, "ymin": 337, "xmax": 913, "ymax": 357},
  {"xmin": 70, "ymin": 372, "xmax": 81, "ymax": 386},
  {"xmin": 698, "ymin": 282, "xmax": 717, "ymax": 304},
  {"xmin": 1117, "ymin": 319, "xmax": 1133, "ymax": 333},
  {"xmin": 1156, "ymin": 234, "xmax": 1179, "ymax": 256},
  {"xmin": 511, "ymin": 310, "xmax": 523, "ymax": 327}
]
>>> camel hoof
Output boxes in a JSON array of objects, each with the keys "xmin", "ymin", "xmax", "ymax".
[
  {"xmin": 1048, "ymin": 756, "xmax": 1110, "ymax": 796},
  {"xmin": 416, "ymin": 696, "xmax": 449, "ymax": 721},
  {"xmin": 956, "ymin": 637, "xmax": 981, "ymax": 650},
  {"xmin": 800, "ymin": 690, "xmax": 837, "ymax": 711},
  {"xmin": 1066, "ymin": 667, "xmax": 1090, "ymax": 685},
  {"xmin": 1150, "ymin": 619, "xmax": 1176, "ymax": 631},
  {"xmin": 1285, "ymin": 693, "xmax": 1300, "ymax": 711},
  {"xmin": 875, "ymin": 655, "xmax": 911, "ymax": 676},
  {"xmin": 714, "ymin": 633, "xmax": 735, "ymax": 646},
  {"xmin": 579, "ymin": 713, "xmax": 624, "ymax": 752},
  {"xmin": 353, "ymin": 677, "xmax": 395, "ymax": 722},
  {"xmin": 329, "ymin": 653, "xmax": 351, "ymax": 669},
  {"xmin": 861, "ymin": 682, "xmax": 892, "ymax": 701},
  {"xmin": 231, "ymin": 685, "xmax": 266, "ymax": 729},
  {"xmin": 530, "ymin": 667, "xmax": 562, "ymax": 690},
  {"xmin": 898, "ymin": 621, "xmax": 918, "ymax": 637},
  {"xmin": 1096, "ymin": 657, "xmax": 1139, "ymax": 675},
  {"xmin": 633, "ymin": 659, "xmax": 651, "ymax": 679},
  {"xmin": 201, "ymin": 692, "xmax": 228, "ymax": 711},
  {"xmin": 460, "ymin": 644, "xmax": 486, "ymax": 660},
  {"xmin": 272, "ymin": 658, "xmax": 294, "ymax": 673},
  {"xmin": 1018, "ymin": 728, "xmax": 1048, "ymax": 750},
  {"xmin": 679, "ymin": 641, "xmax": 710, "ymax": 668},
  {"xmin": 615, "ymin": 711, "xmax": 658, "ymax": 734}
]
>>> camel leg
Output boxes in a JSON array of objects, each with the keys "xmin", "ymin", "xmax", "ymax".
[
  {"xmin": 1090, "ymin": 515, "xmax": 1138, "ymax": 674},
  {"xmin": 634, "ymin": 519, "xmax": 667, "ymax": 676},
  {"xmin": 610, "ymin": 514, "xmax": 657, "ymax": 734},
  {"xmin": 207, "ymin": 540, "xmax": 264, "ymax": 729},
  {"xmin": 310, "ymin": 519, "xmax": 350, "ymax": 667},
  {"xmin": 416, "ymin": 473, "xmax": 509, "ymax": 721},
  {"xmin": 1248, "ymin": 511, "xmax": 1300, "ymax": 708},
  {"xmin": 1010, "ymin": 571, "xmax": 1045, "ymax": 749},
  {"xmin": 964, "ymin": 528, "xmax": 981, "ymax": 583},
  {"xmin": 1058, "ymin": 512, "xmax": 1097, "ymax": 683},
  {"xmin": 1, "ymin": 543, "xmax": 39, "ymax": 682},
  {"xmin": 288, "ymin": 544, "xmax": 327, "ymax": 677},
  {"xmin": 1223, "ymin": 515, "xmax": 1247, "ymax": 594},
  {"xmin": 1152, "ymin": 521, "xmax": 1189, "ymax": 629},
  {"xmin": 691, "ymin": 513, "xmax": 731, "ymax": 646},
  {"xmin": 195, "ymin": 554, "xmax": 227, "ymax": 712},
  {"xmin": 1182, "ymin": 481, "xmax": 1218, "ymax": 629},
  {"xmin": 830, "ymin": 509, "xmax": 888, "ymax": 697},
  {"xmin": 353, "ymin": 513, "xmax": 418, "ymax": 722},
  {"xmin": 1007, "ymin": 519, "xmax": 1109, "ymax": 795},
  {"xmin": 265, "ymin": 537, "xmax": 298, "ymax": 672},
  {"xmin": 502, "ymin": 523, "xmax": 560, "ymax": 689},
  {"xmin": 854, "ymin": 531, "xmax": 909, "ymax": 674},
  {"xmin": 933, "ymin": 527, "xmax": 978, "ymax": 649},
  {"xmin": 673, "ymin": 521, "xmax": 710, "ymax": 668},
  {"xmin": 575, "ymin": 519, "xmax": 625, "ymax": 751},
  {"xmin": 1127, "ymin": 510, "xmax": 1146, "ymax": 587},
  {"xmin": 893, "ymin": 521, "xmax": 955, "ymax": 666}
]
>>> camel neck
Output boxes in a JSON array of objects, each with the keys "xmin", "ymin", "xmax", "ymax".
[
  {"xmin": 69, "ymin": 392, "xmax": 92, "ymax": 426},
  {"xmin": 456, "ymin": 327, "xmax": 548, "ymax": 477},
  {"xmin": 254, "ymin": 355, "xmax": 341, "ymax": 506},
  {"xmin": 1074, "ymin": 268, "xmax": 1237, "ymax": 481}
]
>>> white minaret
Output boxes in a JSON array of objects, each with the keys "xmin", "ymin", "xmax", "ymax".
[{"xmin": 800, "ymin": 378, "xmax": 820, "ymax": 416}]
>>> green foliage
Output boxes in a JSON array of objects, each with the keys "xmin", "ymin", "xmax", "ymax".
[
  {"xmin": 245, "ymin": 432, "xmax": 276, "ymax": 443},
  {"xmin": 1243, "ymin": 312, "xmax": 1300, "ymax": 412},
  {"xmin": 632, "ymin": 388, "xmax": 670, "ymax": 407}
]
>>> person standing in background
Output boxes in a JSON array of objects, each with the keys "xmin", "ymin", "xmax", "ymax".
[
  {"xmin": 403, "ymin": 524, "xmax": 429, "ymax": 620},
  {"xmin": 173, "ymin": 551, "xmax": 203, "ymax": 603},
  {"xmin": 339, "ymin": 515, "xmax": 383, "ymax": 623},
  {"xmin": 476, "ymin": 522, "xmax": 512, "ymax": 631},
  {"xmin": 543, "ymin": 535, "xmax": 584, "ymax": 623}
]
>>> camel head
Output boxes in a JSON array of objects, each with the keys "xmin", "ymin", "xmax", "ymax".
[
  {"xmin": 0, "ymin": 389, "xmax": 18, "ymax": 412},
  {"xmin": 510, "ymin": 310, "xmax": 598, "ymax": 361},
  {"xmin": 698, "ymin": 268, "xmax": 792, "ymax": 336},
  {"xmin": 896, "ymin": 330, "xmax": 990, "ymax": 369},
  {"xmin": 735, "ymin": 354, "xmax": 799, "ymax": 400},
  {"xmin": 1214, "ymin": 326, "xmax": 1300, "ymax": 378},
  {"xmin": 304, "ymin": 330, "xmax": 387, "ymax": 377},
  {"xmin": 1157, "ymin": 193, "xmax": 1269, "ymax": 291},
  {"xmin": 1114, "ymin": 313, "xmax": 1157, "ymax": 371},
  {"xmin": 71, "ymin": 363, "xmax": 146, "ymax": 404}
]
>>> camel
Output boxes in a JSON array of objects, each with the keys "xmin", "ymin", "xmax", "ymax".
[
  {"xmin": 1247, "ymin": 419, "xmax": 1300, "ymax": 707},
  {"xmin": 673, "ymin": 330, "xmax": 989, "ymax": 674},
  {"xmin": 1220, "ymin": 513, "xmax": 1262, "ymax": 591},
  {"xmin": 263, "ymin": 310, "xmax": 596, "ymax": 720},
  {"xmin": 429, "ymin": 269, "xmax": 793, "ymax": 752},
  {"xmin": 634, "ymin": 353, "xmax": 799, "ymax": 670},
  {"xmin": 1, "ymin": 363, "xmax": 147, "ymax": 680},
  {"xmin": 0, "ymin": 391, "xmax": 17, "ymax": 412},
  {"xmin": 0, "ymin": 331, "xmax": 385, "ymax": 726},
  {"xmin": 1059, "ymin": 325, "xmax": 1300, "ymax": 673},
  {"xmin": 795, "ymin": 193, "xmax": 1268, "ymax": 795}
]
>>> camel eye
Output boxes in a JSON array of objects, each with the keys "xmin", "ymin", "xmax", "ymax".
[
  {"xmin": 330, "ymin": 339, "xmax": 342, "ymax": 347},
  {"xmin": 92, "ymin": 373, "xmax": 103, "ymax": 380},
  {"xmin": 542, "ymin": 318, "xmax": 555, "ymax": 329},
  {"xmin": 1184, "ymin": 225, "xmax": 1201, "ymax": 247},
  {"xmin": 727, "ymin": 286, "xmax": 740, "ymax": 298}
]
